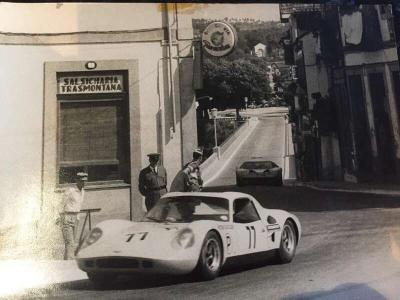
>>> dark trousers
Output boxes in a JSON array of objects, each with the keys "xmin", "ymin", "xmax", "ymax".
[{"xmin": 145, "ymin": 188, "xmax": 167, "ymax": 211}]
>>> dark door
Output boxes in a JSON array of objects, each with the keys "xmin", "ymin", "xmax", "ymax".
[
  {"xmin": 368, "ymin": 72, "xmax": 396, "ymax": 175},
  {"xmin": 348, "ymin": 74, "xmax": 373, "ymax": 174},
  {"xmin": 392, "ymin": 71, "xmax": 400, "ymax": 129}
]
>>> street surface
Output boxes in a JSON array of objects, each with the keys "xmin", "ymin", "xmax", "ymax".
[
  {"xmin": 8, "ymin": 108, "xmax": 400, "ymax": 299},
  {"xmin": 209, "ymin": 110, "xmax": 286, "ymax": 187}
]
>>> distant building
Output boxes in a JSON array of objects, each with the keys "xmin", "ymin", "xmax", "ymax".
[
  {"xmin": 282, "ymin": 4, "xmax": 400, "ymax": 183},
  {"xmin": 254, "ymin": 43, "xmax": 267, "ymax": 57}
]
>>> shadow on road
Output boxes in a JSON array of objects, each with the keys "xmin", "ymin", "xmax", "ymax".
[
  {"xmin": 285, "ymin": 283, "xmax": 386, "ymax": 299},
  {"xmin": 203, "ymin": 184, "xmax": 400, "ymax": 212},
  {"xmin": 24, "ymin": 258, "xmax": 283, "ymax": 295}
]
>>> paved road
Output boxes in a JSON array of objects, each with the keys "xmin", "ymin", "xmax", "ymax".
[
  {"xmin": 17, "ymin": 111, "xmax": 400, "ymax": 299},
  {"xmin": 208, "ymin": 113, "xmax": 286, "ymax": 187}
]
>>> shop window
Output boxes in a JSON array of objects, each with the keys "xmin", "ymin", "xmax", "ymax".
[{"xmin": 57, "ymin": 72, "xmax": 130, "ymax": 185}]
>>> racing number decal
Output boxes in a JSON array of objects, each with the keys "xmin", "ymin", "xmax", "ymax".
[
  {"xmin": 126, "ymin": 232, "xmax": 148, "ymax": 242},
  {"xmin": 245, "ymin": 226, "xmax": 256, "ymax": 249}
]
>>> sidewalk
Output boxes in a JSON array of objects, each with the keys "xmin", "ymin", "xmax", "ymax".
[
  {"xmin": 0, "ymin": 260, "xmax": 86, "ymax": 298},
  {"xmin": 294, "ymin": 181, "xmax": 400, "ymax": 196}
]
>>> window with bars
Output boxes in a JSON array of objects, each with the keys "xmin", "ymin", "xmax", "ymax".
[{"xmin": 57, "ymin": 73, "xmax": 130, "ymax": 185}]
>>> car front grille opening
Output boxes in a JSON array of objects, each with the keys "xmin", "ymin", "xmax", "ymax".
[
  {"xmin": 142, "ymin": 260, "xmax": 154, "ymax": 268},
  {"xmin": 96, "ymin": 258, "xmax": 139, "ymax": 268}
]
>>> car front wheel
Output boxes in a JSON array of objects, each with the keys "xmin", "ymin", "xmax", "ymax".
[
  {"xmin": 276, "ymin": 220, "xmax": 297, "ymax": 263},
  {"xmin": 196, "ymin": 231, "xmax": 222, "ymax": 280}
]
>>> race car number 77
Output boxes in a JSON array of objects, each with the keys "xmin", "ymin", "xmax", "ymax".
[{"xmin": 126, "ymin": 232, "xmax": 148, "ymax": 242}]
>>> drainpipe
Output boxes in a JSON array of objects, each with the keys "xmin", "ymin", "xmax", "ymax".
[
  {"xmin": 166, "ymin": 3, "xmax": 177, "ymax": 134},
  {"xmin": 157, "ymin": 58, "xmax": 167, "ymax": 163}
]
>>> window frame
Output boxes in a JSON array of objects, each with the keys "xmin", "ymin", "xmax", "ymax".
[
  {"xmin": 233, "ymin": 198, "xmax": 261, "ymax": 224},
  {"xmin": 56, "ymin": 70, "xmax": 131, "ymax": 187}
]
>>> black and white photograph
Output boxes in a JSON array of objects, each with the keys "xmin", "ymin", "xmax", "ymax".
[{"xmin": 1, "ymin": 1, "xmax": 400, "ymax": 299}]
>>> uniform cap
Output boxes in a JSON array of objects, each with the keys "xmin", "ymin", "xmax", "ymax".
[
  {"xmin": 147, "ymin": 152, "xmax": 161, "ymax": 158},
  {"xmin": 76, "ymin": 172, "xmax": 88, "ymax": 181}
]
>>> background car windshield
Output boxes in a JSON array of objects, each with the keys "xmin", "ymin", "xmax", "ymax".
[
  {"xmin": 240, "ymin": 161, "xmax": 276, "ymax": 169},
  {"xmin": 144, "ymin": 196, "xmax": 229, "ymax": 223}
]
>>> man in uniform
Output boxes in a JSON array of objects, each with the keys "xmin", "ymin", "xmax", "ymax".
[
  {"xmin": 60, "ymin": 172, "xmax": 88, "ymax": 260},
  {"xmin": 138, "ymin": 153, "xmax": 168, "ymax": 211}
]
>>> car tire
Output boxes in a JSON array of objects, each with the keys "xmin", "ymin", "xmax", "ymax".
[
  {"xmin": 195, "ymin": 231, "xmax": 223, "ymax": 280},
  {"xmin": 87, "ymin": 272, "xmax": 117, "ymax": 288},
  {"xmin": 275, "ymin": 220, "xmax": 297, "ymax": 264}
]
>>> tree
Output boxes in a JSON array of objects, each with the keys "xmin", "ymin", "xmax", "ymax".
[{"xmin": 201, "ymin": 57, "xmax": 271, "ymax": 117}]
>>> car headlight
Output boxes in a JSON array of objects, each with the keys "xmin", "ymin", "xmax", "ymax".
[
  {"xmin": 175, "ymin": 228, "xmax": 195, "ymax": 249},
  {"xmin": 80, "ymin": 227, "xmax": 103, "ymax": 250}
]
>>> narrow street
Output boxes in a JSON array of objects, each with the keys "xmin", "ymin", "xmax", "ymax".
[
  {"xmin": 208, "ymin": 112, "xmax": 286, "ymax": 187},
  {"xmin": 19, "ymin": 111, "xmax": 400, "ymax": 299}
]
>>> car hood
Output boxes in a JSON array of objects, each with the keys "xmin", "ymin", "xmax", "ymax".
[{"xmin": 77, "ymin": 220, "xmax": 199, "ymax": 260}]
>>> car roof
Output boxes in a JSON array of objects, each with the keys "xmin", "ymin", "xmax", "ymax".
[{"xmin": 163, "ymin": 192, "xmax": 254, "ymax": 203}]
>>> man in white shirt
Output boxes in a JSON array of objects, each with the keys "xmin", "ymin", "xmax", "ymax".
[{"xmin": 60, "ymin": 172, "xmax": 88, "ymax": 260}]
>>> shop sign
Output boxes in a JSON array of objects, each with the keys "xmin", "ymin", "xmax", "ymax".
[
  {"xmin": 58, "ymin": 75, "xmax": 124, "ymax": 94},
  {"xmin": 202, "ymin": 22, "xmax": 237, "ymax": 57}
]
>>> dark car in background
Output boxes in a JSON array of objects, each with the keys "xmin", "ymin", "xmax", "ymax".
[{"xmin": 236, "ymin": 158, "xmax": 283, "ymax": 186}]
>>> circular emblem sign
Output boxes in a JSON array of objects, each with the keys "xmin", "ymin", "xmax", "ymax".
[{"xmin": 202, "ymin": 22, "xmax": 237, "ymax": 57}]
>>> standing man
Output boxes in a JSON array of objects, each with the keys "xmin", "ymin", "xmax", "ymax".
[
  {"xmin": 138, "ymin": 153, "xmax": 167, "ymax": 211},
  {"xmin": 60, "ymin": 172, "xmax": 88, "ymax": 260}
]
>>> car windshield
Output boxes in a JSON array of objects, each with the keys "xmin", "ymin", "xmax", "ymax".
[
  {"xmin": 143, "ymin": 196, "xmax": 229, "ymax": 223},
  {"xmin": 240, "ymin": 161, "xmax": 276, "ymax": 169}
]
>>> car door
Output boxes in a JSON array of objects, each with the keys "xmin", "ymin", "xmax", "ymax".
[{"xmin": 231, "ymin": 198, "xmax": 269, "ymax": 256}]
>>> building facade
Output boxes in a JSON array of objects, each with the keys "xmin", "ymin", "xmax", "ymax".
[
  {"xmin": 282, "ymin": 4, "xmax": 400, "ymax": 183},
  {"xmin": 0, "ymin": 3, "xmax": 198, "ymax": 253}
]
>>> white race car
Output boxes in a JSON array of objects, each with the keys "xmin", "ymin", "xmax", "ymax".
[{"xmin": 76, "ymin": 192, "xmax": 301, "ymax": 285}]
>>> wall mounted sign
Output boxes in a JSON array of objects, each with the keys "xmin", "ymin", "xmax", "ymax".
[
  {"xmin": 201, "ymin": 22, "xmax": 237, "ymax": 57},
  {"xmin": 58, "ymin": 75, "xmax": 124, "ymax": 94}
]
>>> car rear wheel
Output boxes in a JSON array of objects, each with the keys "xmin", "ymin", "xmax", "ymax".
[
  {"xmin": 196, "ymin": 231, "xmax": 222, "ymax": 280},
  {"xmin": 87, "ymin": 272, "xmax": 117, "ymax": 288},
  {"xmin": 276, "ymin": 220, "xmax": 297, "ymax": 263},
  {"xmin": 236, "ymin": 176, "xmax": 244, "ymax": 186}
]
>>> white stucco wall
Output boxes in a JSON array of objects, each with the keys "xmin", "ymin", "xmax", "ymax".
[
  {"xmin": 0, "ymin": 3, "xmax": 198, "ymax": 232},
  {"xmin": 0, "ymin": 41, "xmax": 186, "ymax": 228},
  {"xmin": 0, "ymin": 3, "xmax": 165, "ymax": 33}
]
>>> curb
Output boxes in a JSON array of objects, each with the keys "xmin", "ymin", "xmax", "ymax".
[{"xmin": 294, "ymin": 182, "xmax": 400, "ymax": 196}]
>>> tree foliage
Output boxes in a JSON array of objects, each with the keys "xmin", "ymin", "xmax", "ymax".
[
  {"xmin": 194, "ymin": 18, "xmax": 287, "ymax": 111},
  {"xmin": 200, "ymin": 57, "xmax": 271, "ymax": 110}
]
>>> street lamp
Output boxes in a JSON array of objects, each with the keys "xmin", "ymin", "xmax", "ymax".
[{"xmin": 210, "ymin": 108, "xmax": 219, "ymax": 158}]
